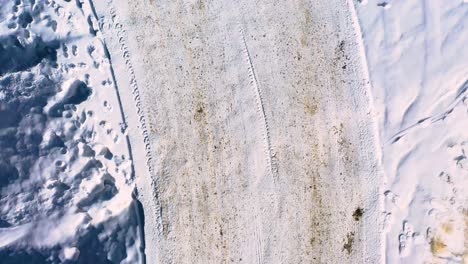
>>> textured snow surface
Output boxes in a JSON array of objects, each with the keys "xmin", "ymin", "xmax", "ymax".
[
  {"xmin": 354, "ymin": 0, "xmax": 468, "ymax": 263},
  {"xmin": 1, "ymin": 0, "xmax": 466, "ymax": 263},
  {"xmin": 0, "ymin": 1, "xmax": 144, "ymax": 263}
]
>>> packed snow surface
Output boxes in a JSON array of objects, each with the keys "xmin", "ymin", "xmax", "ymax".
[
  {"xmin": 93, "ymin": 0, "xmax": 382, "ymax": 263},
  {"xmin": 0, "ymin": 0, "xmax": 144, "ymax": 263}
]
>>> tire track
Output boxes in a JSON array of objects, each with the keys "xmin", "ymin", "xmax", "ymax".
[
  {"xmin": 254, "ymin": 215, "xmax": 264, "ymax": 264},
  {"xmin": 238, "ymin": 21, "xmax": 275, "ymax": 264},
  {"xmin": 89, "ymin": 0, "xmax": 164, "ymax": 236},
  {"xmin": 238, "ymin": 24, "xmax": 278, "ymax": 183}
]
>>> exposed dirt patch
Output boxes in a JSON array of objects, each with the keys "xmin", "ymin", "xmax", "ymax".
[
  {"xmin": 430, "ymin": 236, "xmax": 447, "ymax": 255},
  {"xmin": 352, "ymin": 207, "xmax": 364, "ymax": 221},
  {"xmin": 440, "ymin": 221, "xmax": 453, "ymax": 234},
  {"xmin": 303, "ymin": 96, "xmax": 318, "ymax": 116},
  {"xmin": 343, "ymin": 232, "xmax": 355, "ymax": 254},
  {"xmin": 194, "ymin": 102, "xmax": 206, "ymax": 122}
]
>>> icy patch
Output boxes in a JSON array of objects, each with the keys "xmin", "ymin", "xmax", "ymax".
[{"xmin": 0, "ymin": 0, "xmax": 143, "ymax": 263}]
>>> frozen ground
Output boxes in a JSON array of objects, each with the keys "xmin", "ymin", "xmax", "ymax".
[
  {"xmin": 0, "ymin": 1, "xmax": 144, "ymax": 263},
  {"xmin": 354, "ymin": 0, "xmax": 468, "ymax": 263}
]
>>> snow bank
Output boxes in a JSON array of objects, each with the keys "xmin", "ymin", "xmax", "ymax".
[
  {"xmin": 0, "ymin": 1, "xmax": 143, "ymax": 263},
  {"xmin": 354, "ymin": 1, "xmax": 468, "ymax": 263}
]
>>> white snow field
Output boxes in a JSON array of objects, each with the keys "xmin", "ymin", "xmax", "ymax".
[
  {"xmin": 354, "ymin": 1, "xmax": 468, "ymax": 263},
  {"xmin": 0, "ymin": 0, "xmax": 144, "ymax": 263},
  {"xmin": 1, "ymin": 0, "xmax": 466, "ymax": 263}
]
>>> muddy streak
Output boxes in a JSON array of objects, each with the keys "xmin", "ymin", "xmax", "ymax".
[
  {"xmin": 175, "ymin": 2, "xmax": 229, "ymax": 262},
  {"xmin": 295, "ymin": 8, "xmax": 331, "ymax": 253}
]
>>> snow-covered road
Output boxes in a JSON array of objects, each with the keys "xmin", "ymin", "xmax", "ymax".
[{"xmin": 94, "ymin": 0, "xmax": 382, "ymax": 263}]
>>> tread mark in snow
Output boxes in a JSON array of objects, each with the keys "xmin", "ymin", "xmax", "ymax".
[
  {"xmin": 239, "ymin": 25, "xmax": 278, "ymax": 184},
  {"xmin": 88, "ymin": 0, "xmax": 164, "ymax": 246}
]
